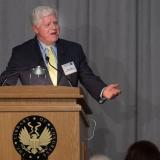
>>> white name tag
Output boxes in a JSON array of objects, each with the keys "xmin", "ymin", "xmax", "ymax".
[{"xmin": 61, "ymin": 61, "xmax": 77, "ymax": 75}]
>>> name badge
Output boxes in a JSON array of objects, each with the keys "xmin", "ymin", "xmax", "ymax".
[{"xmin": 61, "ymin": 61, "xmax": 77, "ymax": 75}]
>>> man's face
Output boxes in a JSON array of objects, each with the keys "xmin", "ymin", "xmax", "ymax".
[{"xmin": 33, "ymin": 14, "xmax": 60, "ymax": 45}]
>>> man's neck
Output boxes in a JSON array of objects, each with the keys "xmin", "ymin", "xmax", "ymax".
[{"xmin": 37, "ymin": 37, "xmax": 55, "ymax": 47}]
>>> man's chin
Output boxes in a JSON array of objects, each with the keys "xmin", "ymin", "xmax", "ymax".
[
  {"xmin": 50, "ymin": 37, "xmax": 59, "ymax": 42},
  {"xmin": 47, "ymin": 38, "xmax": 58, "ymax": 45}
]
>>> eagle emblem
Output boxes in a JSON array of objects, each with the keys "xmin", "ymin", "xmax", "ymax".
[
  {"xmin": 19, "ymin": 122, "xmax": 52, "ymax": 154},
  {"xmin": 13, "ymin": 115, "xmax": 57, "ymax": 160}
]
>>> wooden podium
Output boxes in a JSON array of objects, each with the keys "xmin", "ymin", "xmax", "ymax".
[{"xmin": 0, "ymin": 85, "xmax": 90, "ymax": 160}]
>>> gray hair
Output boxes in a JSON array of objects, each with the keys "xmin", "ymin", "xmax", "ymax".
[
  {"xmin": 90, "ymin": 154, "xmax": 111, "ymax": 160},
  {"xmin": 31, "ymin": 6, "xmax": 58, "ymax": 25}
]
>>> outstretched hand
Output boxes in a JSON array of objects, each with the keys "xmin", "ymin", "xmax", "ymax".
[{"xmin": 102, "ymin": 83, "xmax": 121, "ymax": 100}]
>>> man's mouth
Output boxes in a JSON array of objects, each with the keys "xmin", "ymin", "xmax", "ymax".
[{"xmin": 50, "ymin": 32, "xmax": 57, "ymax": 35}]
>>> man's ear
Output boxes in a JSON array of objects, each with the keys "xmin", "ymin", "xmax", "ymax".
[{"xmin": 32, "ymin": 25, "xmax": 38, "ymax": 34}]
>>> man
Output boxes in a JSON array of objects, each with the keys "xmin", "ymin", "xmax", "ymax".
[{"xmin": 0, "ymin": 6, "xmax": 120, "ymax": 102}]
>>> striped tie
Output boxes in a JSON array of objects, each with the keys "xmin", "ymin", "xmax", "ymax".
[{"xmin": 47, "ymin": 47, "xmax": 57, "ymax": 86}]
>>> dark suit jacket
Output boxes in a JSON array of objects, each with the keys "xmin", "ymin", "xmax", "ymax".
[{"xmin": 0, "ymin": 37, "xmax": 106, "ymax": 101}]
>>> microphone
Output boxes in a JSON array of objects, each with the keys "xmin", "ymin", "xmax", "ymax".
[
  {"xmin": 45, "ymin": 55, "xmax": 73, "ymax": 87},
  {"xmin": 45, "ymin": 56, "xmax": 58, "ymax": 72}
]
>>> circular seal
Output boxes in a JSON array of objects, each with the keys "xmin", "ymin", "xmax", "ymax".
[{"xmin": 12, "ymin": 115, "xmax": 57, "ymax": 160}]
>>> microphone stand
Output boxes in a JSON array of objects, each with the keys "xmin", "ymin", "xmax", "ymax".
[{"xmin": 45, "ymin": 56, "xmax": 73, "ymax": 87}]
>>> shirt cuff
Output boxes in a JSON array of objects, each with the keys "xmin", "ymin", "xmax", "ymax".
[{"xmin": 99, "ymin": 87, "xmax": 107, "ymax": 104}]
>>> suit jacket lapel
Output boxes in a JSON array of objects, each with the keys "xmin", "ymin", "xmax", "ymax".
[
  {"xmin": 33, "ymin": 37, "xmax": 53, "ymax": 84},
  {"xmin": 56, "ymin": 39, "xmax": 71, "ymax": 86},
  {"xmin": 56, "ymin": 39, "xmax": 64, "ymax": 84},
  {"xmin": 33, "ymin": 37, "xmax": 45, "ymax": 66}
]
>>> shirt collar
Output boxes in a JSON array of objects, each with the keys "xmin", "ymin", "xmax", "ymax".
[{"xmin": 38, "ymin": 40, "xmax": 58, "ymax": 58}]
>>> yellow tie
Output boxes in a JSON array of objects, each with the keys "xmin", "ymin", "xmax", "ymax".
[{"xmin": 47, "ymin": 47, "xmax": 57, "ymax": 86}]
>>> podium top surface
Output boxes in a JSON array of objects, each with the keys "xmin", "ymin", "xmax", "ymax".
[
  {"xmin": 0, "ymin": 85, "xmax": 92, "ymax": 114},
  {"xmin": 0, "ymin": 85, "xmax": 83, "ymax": 99}
]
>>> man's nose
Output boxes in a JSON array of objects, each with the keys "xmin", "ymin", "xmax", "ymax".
[{"xmin": 50, "ymin": 23, "xmax": 57, "ymax": 29}]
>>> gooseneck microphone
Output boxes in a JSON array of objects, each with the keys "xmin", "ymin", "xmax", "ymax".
[
  {"xmin": 45, "ymin": 55, "xmax": 73, "ymax": 87},
  {"xmin": 45, "ymin": 56, "xmax": 58, "ymax": 72}
]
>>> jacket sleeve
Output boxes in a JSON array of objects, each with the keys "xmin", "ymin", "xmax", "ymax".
[
  {"xmin": 0, "ymin": 48, "xmax": 20, "ymax": 85},
  {"xmin": 77, "ymin": 45, "xmax": 107, "ymax": 102}
]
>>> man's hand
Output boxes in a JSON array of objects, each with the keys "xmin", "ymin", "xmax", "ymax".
[{"xmin": 102, "ymin": 84, "xmax": 121, "ymax": 100}]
